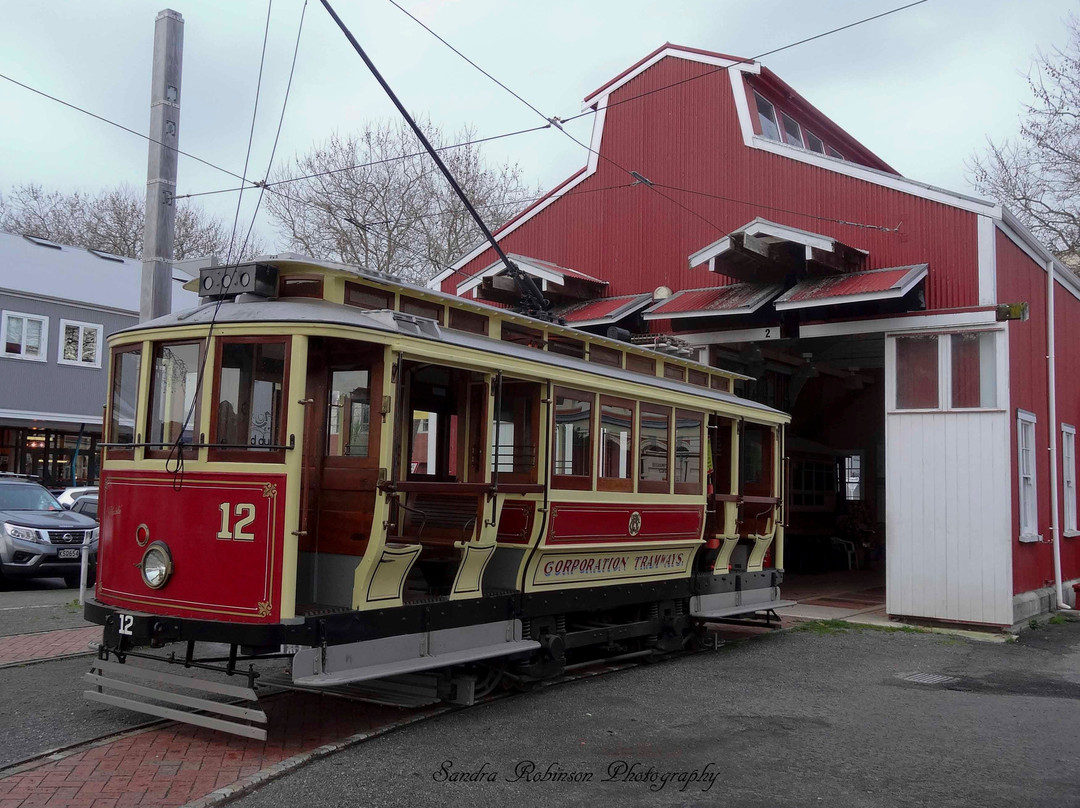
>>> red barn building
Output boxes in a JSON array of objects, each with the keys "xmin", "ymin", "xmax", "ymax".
[{"xmin": 431, "ymin": 44, "xmax": 1080, "ymax": 628}]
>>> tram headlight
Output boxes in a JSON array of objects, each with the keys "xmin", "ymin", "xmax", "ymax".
[{"xmin": 139, "ymin": 541, "xmax": 173, "ymax": 589}]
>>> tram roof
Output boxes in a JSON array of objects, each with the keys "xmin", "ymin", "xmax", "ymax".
[{"xmin": 124, "ymin": 296, "xmax": 786, "ymax": 419}]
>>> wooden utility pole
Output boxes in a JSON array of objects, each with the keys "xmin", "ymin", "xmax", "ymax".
[{"xmin": 140, "ymin": 9, "xmax": 184, "ymax": 322}]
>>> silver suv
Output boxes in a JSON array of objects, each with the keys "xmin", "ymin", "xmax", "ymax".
[{"xmin": 0, "ymin": 479, "xmax": 99, "ymax": 588}]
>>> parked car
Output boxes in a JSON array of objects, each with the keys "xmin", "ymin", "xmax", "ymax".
[
  {"xmin": 58, "ymin": 486, "xmax": 98, "ymax": 509},
  {"xmin": 0, "ymin": 479, "xmax": 98, "ymax": 588},
  {"xmin": 69, "ymin": 494, "xmax": 99, "ymax": 521}
]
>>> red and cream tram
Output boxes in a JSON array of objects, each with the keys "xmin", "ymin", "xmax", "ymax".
[{"xmin": 84, "ymin": 258, "xmax": 790, "ymax": 737}]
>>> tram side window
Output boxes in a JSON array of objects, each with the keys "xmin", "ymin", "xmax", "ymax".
[
  {"xmin": 494, "ymin": 382, "xmax": 539, "ymax": 482},
  {"xmin": 674, "ymin": 410, "xmax": 704, "ymax": 494},
  {"xmin": 108, "ymin": 345, "xmax": 142, "ymax": 455},
  {"xmin": 639, "ymin": 405, "xmax": 670, "ymax": 494},
  {"xmin": 553, "ymin": 389, "xmax": 593, "ymax": 488},
  {"xmin": 740, "ymin": 423, "xmax": 774, "ymax": 497},
  {"xmin": 213, "ymin": 339, "xmax": 288, "ymax": 454},
  {"xmin": 146, "ymin": 340, "xmax": 202, "ymax": 456},
  {"xmin": 327, "ymin": 370, "xmax": 370, "ymax": 457},
  {"xmin": 599, "ymin": 397, "xmax": 633, "ymax": 492}
]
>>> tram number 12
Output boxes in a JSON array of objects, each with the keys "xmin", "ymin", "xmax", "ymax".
[{"xmin": 217, "ymin": 503, "xmax": 257, "ymax": 542}]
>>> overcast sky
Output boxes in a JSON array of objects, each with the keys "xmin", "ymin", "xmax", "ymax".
[{"xmin": 1, "ymin": 0, "xmax": 1077, "ymax": 253}]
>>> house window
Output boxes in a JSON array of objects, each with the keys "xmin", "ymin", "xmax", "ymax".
[
  {"xmin": 599, "ymin": 397, "xmax": 633, "ymax": 491},
  {"xmin": 2, "ymin": 311, "xmax": 48, "ymax": 361},
  {"xmin": 58, "ymin": 320, "xmax": 103, "ymax": 368},
  {"xmin": 552, "ymin": 389, "xmax": 593, "ymax": 486},
  {"xmin": 843, "ymin": 453, "xmax": 863, "ymax": 501},
  {"xmin": 1064, "ymin": 425, "xmax": 1077, "ymax": 535},
  {"xmin": 753, "ymin": 91, "xmax": 781, "ymax": 141},
  {"xmin": 826, "ymin": 145, "xmax": 845, "ymax": 160},
  {"xmin": 895, "ymin": 335, "xmax": 939, "ymax": 409},
  {"xmin": 804, "ymin": 130, "xmax": 825, "ymax": 154},
  {"xmin": 950, "ymin": 332, "xmax": 996, "ymax": 409},
  {"xmin": 781, "ymin": 113, "xmax": 803, "ymax": 148},
  {"xmin": 1018, "ymin": 409, "xmax": 1039, "ymax": 541}
]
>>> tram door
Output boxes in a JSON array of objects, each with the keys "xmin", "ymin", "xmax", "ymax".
[{"xmin": 297, "ymin": 338, "xmax": 383, "ymax": 608}]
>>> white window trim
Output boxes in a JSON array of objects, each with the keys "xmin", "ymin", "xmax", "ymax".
[
  {"xmin": 1017, "ymin": 409, "xmax": 1040, "ymax": 543},
  {"xmin": 1, "ymin": 310, "xmax": 49, "ymax": 362},
  {"xmin": 56, "ymin": 319, "xmax": 104, "ymax": 369},
  {"xmin": 1063, "ymin": 424, "xmax": 1078, "ymax": 537},
  {"xmin": 887, "ymin": 328, "xmax": 1007, "ymax": 414}
]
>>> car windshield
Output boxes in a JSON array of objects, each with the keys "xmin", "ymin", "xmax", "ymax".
[{"xmin": 0, "ymin": 484, "xmax": 62, "ymax": 511}]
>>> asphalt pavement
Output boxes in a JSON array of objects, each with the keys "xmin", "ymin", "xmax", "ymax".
[
  {"xmin": 229, "ymin": 619, "xmax": 1080, "ymax": 808},
  {"xmin": 0, "ymin": 578, "xmax": 90, "ymax": 636}
]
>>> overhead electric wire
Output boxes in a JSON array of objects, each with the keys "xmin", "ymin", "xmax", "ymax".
[
  {"xmin": 170, "ymin": 0, "xmax": 309, "ymax": 487},
  {"xmin": 557, "ymin": 0, "xmax": 931, "ymax": 124},
  {"xmin": 174, "ymin": 121, "xmax": 551, "ymax": 201},
  {"xmin": 0, "ymin": 71, "xmax": 253, "ymax": 186}
]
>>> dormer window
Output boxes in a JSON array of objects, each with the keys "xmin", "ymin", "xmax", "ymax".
[
  {"xmin": 753, "ymin": 91, "xmax": 781, "ymax": 142},
  {"xmin": 804, "ymin": 130, "xmax": 825, "ymax": 154},
  {"xmin": 781, "ymin": 113, "xmax": 803, "ymax": 148},
  {"xmin": 826, "ymin": 145, "xmax": 845, "ymax": 161}
]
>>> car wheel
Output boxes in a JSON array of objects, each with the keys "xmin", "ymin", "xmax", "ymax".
[{"xmin": 63, "ymin": 573, "xmax": 80, "ymax": 588}]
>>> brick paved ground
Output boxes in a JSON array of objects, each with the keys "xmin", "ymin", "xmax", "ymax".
[
  {"xmin": 0, "ymin": 692, "xmax": 430, "ymax": 808},
  {"xmin": 0, "ymin": 626, "xmax": 100, "ymax": 665}
]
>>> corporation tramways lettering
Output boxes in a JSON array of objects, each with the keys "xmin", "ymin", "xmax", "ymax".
[{"xmin": 541, "ymin": 551, "xmax": 687, "ymax": 579}]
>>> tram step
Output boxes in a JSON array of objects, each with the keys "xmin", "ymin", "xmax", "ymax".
[
  {"xmin": 293, "ymin": 619, "xmax": 539, "ymax": 688},
  {"xmin": 83, "ymin": 659, "xmax": 267, "ymax": 740},
  {"xmin": 692, "ymin": 599, "xmax": 796, "ymax": 620}
]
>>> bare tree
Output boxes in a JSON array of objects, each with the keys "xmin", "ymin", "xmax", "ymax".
[
  {"xmin": 0, "ymin": 183, "xmax": 263, "ymax": 260},
  {"xmin": 264, "ymin": 118, "xmax": 537, "ymax": 284},
  {"xmin": 968, "ymin": 15, "xmax": 1080, "ymax": 263}
]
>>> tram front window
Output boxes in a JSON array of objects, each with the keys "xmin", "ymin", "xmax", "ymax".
[
  {"xmin": 215, "ymin": 339, "xmax": 287, "ymax": 450},
  {"xmin": 147, "ymin": 341, "xmax": 202, "ymax": 452}
]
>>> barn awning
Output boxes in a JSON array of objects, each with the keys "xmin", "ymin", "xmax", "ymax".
[
  {"xmin": 457, "ymin": 253, "xmax": 607, "ymax": 305},
  {"xmin": 773, "ymin": 264, "xmax": 928, "ymax": 311},
  {"xmin": 642, "ymin": 282, "xmax": 783, "ymax": 321},
  {"xmin": 688, "ymin": 217, "xmax": 867, "ymax": 283},
  {"xmin": 553, "ymin": 293, "xmax": 654, "ymax": 327}
]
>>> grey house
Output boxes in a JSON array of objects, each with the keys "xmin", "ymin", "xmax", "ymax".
[{"xmin": 0, "ymin": 231, "xmax": 197, "ymax": 485}]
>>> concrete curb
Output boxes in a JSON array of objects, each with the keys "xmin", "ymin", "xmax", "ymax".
[{"xmin": 181, "ymin": 706, "xmax": 456, "ymax": 808}]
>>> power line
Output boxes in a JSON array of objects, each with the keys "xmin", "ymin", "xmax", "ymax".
[
  {"xmin": 558, "ymin": 0, "xmax": 930, "ymax": 124},
  {"xmin": 174, "ymin": 122, "xmax": 551, "ymax": 200},
  {"xmin": 0, "ymin": 71, "xmax": 252, "ymax": 186}
]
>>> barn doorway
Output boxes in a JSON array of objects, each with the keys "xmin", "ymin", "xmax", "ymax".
[{"xmin": 717, "ymin": 333, "xmax": 887, "ymax": 614}]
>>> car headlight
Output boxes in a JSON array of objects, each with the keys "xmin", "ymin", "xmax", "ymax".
[
  {"xmin": 3, "ymin": 523, "xmax": 43, "ymax": 543},
  {"xmin": 89, "ymin": 527, "xmax": 99, "ymax": 542},
  {"xmin": 139, "ymin": 541, "xmax": 173, "ymax": 589}
]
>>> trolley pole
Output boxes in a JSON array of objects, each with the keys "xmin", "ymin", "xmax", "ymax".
[{"xmin": 140, "ymin": 9, "xmax": 184, "ymax": 322}]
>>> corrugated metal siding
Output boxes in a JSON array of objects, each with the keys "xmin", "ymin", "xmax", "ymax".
[
  {"xmin": 779, "ymin": 266, "xmax": 918, "ymax": 303},
  {"xmin": 885, "ymin": 408, "xmax": 1012, "ymax": 625},
  {"xmin": 647, "ymin": 283, "xmax": 776, "ymax": 315},
  {"xmin": 557, "ymin": 293, "xmax": 650, "ymax": 323},
  {"xmin": 446, "ymin": 56, "xmax": 981, "ymax": 311},
  {"xmin": 1054, "ymin": 279, "xmax": 1080, "ymax": 584},
  {"xmin": 996, "ymin": 232, "xmax": 1053, "ymax": 595}
]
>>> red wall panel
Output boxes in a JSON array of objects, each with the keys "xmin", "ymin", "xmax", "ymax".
[
  {"xmin": 445, "ymin": 56, "xmax": 981, "ymax": 312},
  {"xmin": 997, "ymin": 232, "xmax": 1052, "ymax": 594}
]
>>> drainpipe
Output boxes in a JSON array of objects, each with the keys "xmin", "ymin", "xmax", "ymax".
[{"xmin": 1046, "ymin": 258, "xmax": 1070, "ymax": 610}]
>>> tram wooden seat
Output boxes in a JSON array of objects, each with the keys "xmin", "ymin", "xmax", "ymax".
[{"xmin": 400, "ymin": 493, "xmax": 479, "ymax": 553}]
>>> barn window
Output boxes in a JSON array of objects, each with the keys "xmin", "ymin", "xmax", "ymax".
[
  {"xmin": 1017, "ymin": 409, "xmax": 1039, "ymax": 541},
  {"xmin": 1064, "ymin": 424, "xmax": 1077, "ymax": 535},
  {"xmin": 753, "ymin": 91, "xmax": 781, "ymax": 141},
  {"xmin": 781, "ymin": 112, "xmax": 803, "ymax": 148},
  {"xmin": 804, "ymin": 130, "xmax": 826, "ymax": 154},
  {"xmin": 895, "ymin": 335, "xmax": 939, "ymax": 409},
  {"xmin": 826, "ymin": 145, "xmax": 845, "ymax": 160},
  {"xmin": 950, "ymin": 332, "xmax": 996, "ymax": 409}
]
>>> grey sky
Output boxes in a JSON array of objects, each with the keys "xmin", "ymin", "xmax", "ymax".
[{"xmin": 1, "ymin": 0, "xmax": 1076, "ymax": 254}]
